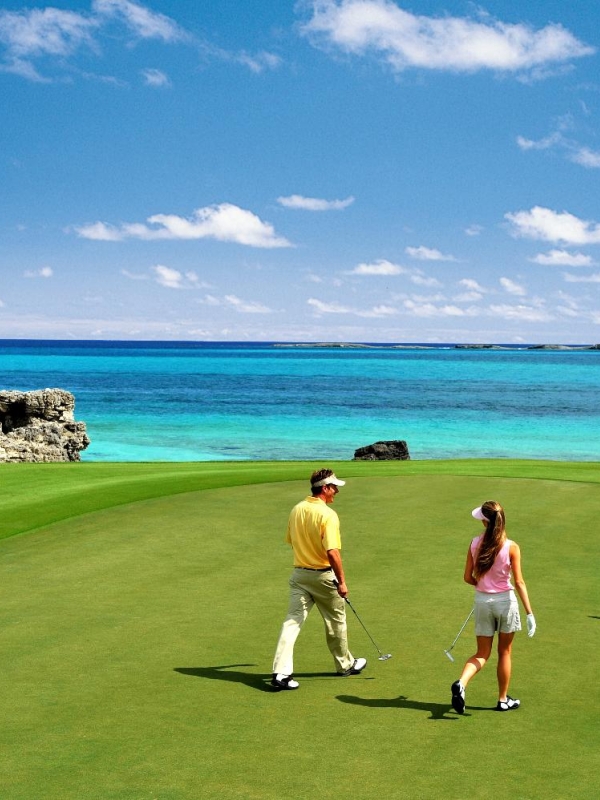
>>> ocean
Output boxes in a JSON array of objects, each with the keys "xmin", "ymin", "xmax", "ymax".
[{"xmin": 1, "ymin": 339, "xmax": 599, "ymax": 462}]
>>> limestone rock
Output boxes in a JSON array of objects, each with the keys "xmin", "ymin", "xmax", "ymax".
[
  {"xmin": 0, "ymin": 389, "xmax": 90, "ymax": 462},
  {"xmin": 353, "ymin": 440, "xmax": 410, "ymax": 461}
]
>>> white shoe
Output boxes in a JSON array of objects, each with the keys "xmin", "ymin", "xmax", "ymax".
[
  {"xmin": 271, "ymin": 673, "xmax": 299, "ymax": 690},
  {"xmin": 342, "ymin": 657, "xmax": 367, "ymax": 676}
]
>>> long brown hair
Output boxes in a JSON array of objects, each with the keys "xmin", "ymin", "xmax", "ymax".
[{"xmin": 473, "ymin": 500, "xmax": 507, "ymax": 580}]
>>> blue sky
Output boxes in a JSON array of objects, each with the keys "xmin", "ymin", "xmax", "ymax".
[{"xmin": 1, "ymin": 0, "xmax": 600, "ymax": 343}]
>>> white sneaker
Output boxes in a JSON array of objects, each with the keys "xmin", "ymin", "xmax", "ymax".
[
  {"xmin": 271, "ymin": 673, "xmax": 299, "ymax": 690},
  {"xmin": 496, "ymin": 696, "xmax": 520, "ymax": 711},
  {"xmin": 451, "ymin": 680, "xmax": 465, "ymax": 714},
  {"xmin": 341, "ymin": 657, "xmax": 367, "ymax": 676}
]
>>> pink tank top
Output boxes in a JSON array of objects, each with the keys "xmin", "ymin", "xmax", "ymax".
[{"xmin": 471, "ymin": 535, "xmax": 514, "ymax": 593}]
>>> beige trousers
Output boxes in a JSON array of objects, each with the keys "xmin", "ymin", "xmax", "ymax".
[{"xmin": 272, "ymin": 567, "xmax": 354, "ymax": 676}]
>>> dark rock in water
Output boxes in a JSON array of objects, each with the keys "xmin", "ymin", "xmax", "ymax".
[
  {"xmin": 353, "ymin": 440, "xmax": 410, "ymax": 461},
  {"xmin": 0, "ymin": 389, "xmax": 90, "ymax": 462}
]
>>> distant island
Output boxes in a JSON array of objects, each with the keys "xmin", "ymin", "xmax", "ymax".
[{"xmin": 274, "ymin": 342, "xmax": 600, "ymax": 351}]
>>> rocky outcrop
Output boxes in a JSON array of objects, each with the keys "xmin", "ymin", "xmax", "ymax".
[
  {"xmin": 353, "ymin": 440, "xmax": 410, "ymax": 461},
  {"xmin": 0, "ymin": 389, "xmax": 90, "ymax": 462}
]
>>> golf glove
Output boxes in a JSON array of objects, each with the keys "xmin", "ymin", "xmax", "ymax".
[{"xmin": 526, "ymin": 613, "xmax": 536, "ymax": 638}]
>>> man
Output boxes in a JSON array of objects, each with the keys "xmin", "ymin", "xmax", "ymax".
[{"xmin": 271, "ymin": 468, "xmax": 366, "ymax": 690}]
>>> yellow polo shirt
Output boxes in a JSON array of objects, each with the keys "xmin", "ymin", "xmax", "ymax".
[{"xmin": 286, "ymin": 496, "xmax": 342, "ymax": 568}]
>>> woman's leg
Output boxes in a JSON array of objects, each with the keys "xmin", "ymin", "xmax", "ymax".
[
  {"xmin": 497, "ymin": 632, "xmax": 515, "ymax": 700},
  {"xmin": 460, "ymin": 636, "xmax": 494, "ymax": 687}
]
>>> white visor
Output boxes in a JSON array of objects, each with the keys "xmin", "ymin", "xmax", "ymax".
[
  {"xmin": 472, "ymin": 506, "xmax": 489, "ymax": 522},
  {"xmin": 312, "ymin": 473, "xmax": 346, "ymax": 487}
]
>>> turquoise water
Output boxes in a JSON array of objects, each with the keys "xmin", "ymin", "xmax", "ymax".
[{"xmin": 1, "ymin": 340, "xmax": 599, "ymax": 462}]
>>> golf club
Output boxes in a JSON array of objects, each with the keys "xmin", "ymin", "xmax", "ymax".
[
  {"xmin": 444, "ymin": 608, "xmax": 474, "ymax": 662},
  {"xmin": 344, "ymin": 597, "xmax": 392, "ymax": 661}
]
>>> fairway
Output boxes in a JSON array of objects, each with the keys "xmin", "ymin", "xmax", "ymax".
[{"xmin": 1, "ymin": 462, "xmax": 598, "ymax": 799}]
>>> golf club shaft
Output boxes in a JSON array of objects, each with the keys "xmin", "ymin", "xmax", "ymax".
[
  {"xmin": 448, "ymin": 609, "xmax": 474, "ymax": 650},
  {"xmin": 345, "ymin": 597, "xmax": 384, "ymax": 656}
]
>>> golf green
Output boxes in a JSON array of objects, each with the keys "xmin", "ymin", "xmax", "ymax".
[{"xmin": 0, "ymin": 462, "xmax": 598, "ymax": 799}]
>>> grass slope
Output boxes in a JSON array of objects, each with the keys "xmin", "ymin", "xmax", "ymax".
[{"xmin": 0, "ymin": 461, "xmax": 599, "ymax": 799}]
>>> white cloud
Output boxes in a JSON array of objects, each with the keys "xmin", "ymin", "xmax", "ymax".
[
  {"xmin": 301, "ymin": 1, "xmax": 594, "ymax": 74},
  {"xmin": 465, "ymin": 224, "xmax": 483, "ymax": 237},
  {"xmin": 570, "ymin": 146, "xmax": 600, "ymax": 169},
  {"xmin": 308, "ymin": 298, "xmax": 352, "ymax": 314},
  {"xmin": 24, "ymin": 266, "xmax": 53, "ymax": 278},
  {"xmin": 348, "ymin": 259, "xmax": 405, "ymax": 275},
  {"xmin": 459, "ymin": 278, "xmax": 486, "ymax": 292},
  {"xmin": 223, "ymin": 295, "xmax": 272, "ymax": 313},
  {"xmin": 141, "ymin": 67, "xmax": 170, "ymax": 87},
  {"xmin": 92, "ymin": 0, "xmax": 185, "ymax": 42},
  {"xmin": 505, "ymin": 206, "xmax": 600, "ymax": 245},
  {"xmin": 530, "ymin": 249, "xmax": 594, "ymax": 266},
  {"xmin": 404, "ymin": 299, "xmax": 472, "ymax": 317},
  {"xmin": 0, "ymin": 2, "xmax": 187, "ymax": 81},
  {"xmin": 235, "ymin": 51, "xmax": 282, "ymax": 73},
  {"xmin": 405, "ymin": 245, "xmax": 456, "ymax": 261},
  {"xmin": 153, "ymin": 264, "xmax": 185, "ymax": 288},
  {"xmin": 517, "ymin": 129, "xmax": 600, "ymax": 169},
  {"xmin": 488, "ymin": 303, "xmax": 552, "ymax": 322},
  {"xmin": 277, "ymin": 194, "xmax": 355, "ymax": 211},
  {"xmin": 76, "ymin": 203, "xmax": 292, "ymax": 248},
  {"xmin": 516, "ymin": 132, "xmax": 562, "ymax": 151},
  {"xmin": 563, "ymin": 272, "xmax": 600, "ymax": 283},
  {"xmin": 410, "ymin": 273, "xmax": 442, "ymax": 288},
  {"xmin": 500, "ymin": 277, "xmax": 527, "ymax": 296},
  {"xmin": 357, "ymin": 304, "xmax": 398, "ymax": 317},
  {"xmin": 454, "ymin": 291, "xmax": 483, "ymax": 302},
  {"xmin": 121, "ymin": 269, "xmax": 148, "ymax": 280}
]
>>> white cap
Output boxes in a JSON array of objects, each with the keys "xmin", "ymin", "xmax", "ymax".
[
  {"xmin": 472, "ymin": 506, "xmax": 489, "ymax": 522},
  {"xmin": 312, "ymin": 473, "xmax": 346, "ymax": 487}
]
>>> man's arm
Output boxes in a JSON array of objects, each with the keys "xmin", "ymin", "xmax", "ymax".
[{"xmin": 327, "ymin": 548, "xmax": 348, "ymax": 597}]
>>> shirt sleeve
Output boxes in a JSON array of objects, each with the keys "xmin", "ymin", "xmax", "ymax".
[{"xmin": 321, "ymin": 510, "xmax": 341, "ymax": 551}]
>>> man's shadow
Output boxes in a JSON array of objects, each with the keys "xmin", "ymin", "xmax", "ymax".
[
  {"xmin": 174, "ymin": 664, "xmax": 336, "ymax": 693},
  {"xmin": 336, "ymin": 694, "xmax": 492, "ymax": 720}
]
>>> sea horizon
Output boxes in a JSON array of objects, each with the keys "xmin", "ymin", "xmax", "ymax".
[{"xmin": 1, "ymin": 338, "xmax": 600, "ymax": 463}]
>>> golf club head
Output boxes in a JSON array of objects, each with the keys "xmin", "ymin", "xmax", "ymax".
[
  {"xmin": 378, "ymin": 653, "xmax": 392, "ymax": 661},
  {"xmin": 444, "ymin": 650, "xmax": 455, "ymax": 662}
]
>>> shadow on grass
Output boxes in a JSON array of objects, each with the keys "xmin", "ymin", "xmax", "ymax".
[
  {"xmin": 174, "ymin": 665, "xmax": 357, "ymax": 693},
  {"xmin": 175, "ymin": 664, "xmax": 274, "ymax": 692},
  {"xmin": 336, "ymin": 693, "xmax": 494, "ymax": 720}
]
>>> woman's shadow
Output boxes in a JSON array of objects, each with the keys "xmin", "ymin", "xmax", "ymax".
[{"xmin": 336, "ymin": 694, "xmax": 491, "ymax": 719}]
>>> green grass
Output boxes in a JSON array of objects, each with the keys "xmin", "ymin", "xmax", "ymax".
[{"xmin": 0, "ymin": 460, "xmax": 599, "ymax": 799}]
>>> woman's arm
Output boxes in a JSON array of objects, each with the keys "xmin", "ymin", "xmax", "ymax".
[
  {"xmin": 510, "ymin": 542, "xmax": 533, "ymax": 615},
  {"xmin": 463, "ymin": 546, "xmax": 477, "ymax": 586}
]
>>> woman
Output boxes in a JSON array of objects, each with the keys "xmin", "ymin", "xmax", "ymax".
[{"xmin": 451, "ymin": 500, "xmax": 536, "ymax": 714}]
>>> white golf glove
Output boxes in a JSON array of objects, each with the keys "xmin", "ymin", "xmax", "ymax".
[{"xmin": 526, "ymin": 613, "xmax": 536, "ymax": 638}]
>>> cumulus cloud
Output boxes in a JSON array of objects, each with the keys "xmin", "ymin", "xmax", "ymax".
[
  {"xmin": 277, "ymin": 194, "xmax": 355, "ymax": 211},
  {"xmin": 505, "ymin": 206, "xmax": 600, "ymax": 245},
  {"xmin": 348, "ymin": 259, "xmax": 405, "ymax": 275},
  {"xmin": 570, "ymin": 146, "xmax": 600, "ymax": 169},
  {"xmin": 76, "ymin": 203, "xmax": 292, "ymax": 248},
  {"xmin": 24, "ymin": 266, "xmax": 53, "ymax": 278},
  {"xmin": 465, "ymin": 224, "xmax": 483, "ymax": 237},
  {"xmin": 300, "ymin": 0, "xmax": 594, "ymax": 75},
  {"xmin": 530, "ymin": 249, "xmax": 594, "ymax": 266},
  {"xmin": 153, "ymin": 265, "xmax": 185, "ymax": 288},
  {"xmin": 405, "ymin": 245, "xmax": 456, "ymax": 261},
  {"xmin": 500, "ymin": 277, "xmax": 527, "ymax": 296}
]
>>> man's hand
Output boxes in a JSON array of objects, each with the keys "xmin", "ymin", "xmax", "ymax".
[{"xmin": 336, "ymin": 581, "xmax": 348, "ymax": 598}]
